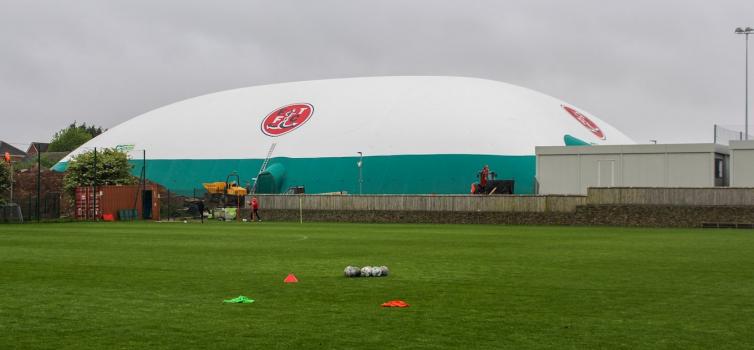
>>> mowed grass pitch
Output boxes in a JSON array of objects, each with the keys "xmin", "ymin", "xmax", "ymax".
[{"xmin": 1, "ymin": 223, "xmax": 753, "ymax": 349}]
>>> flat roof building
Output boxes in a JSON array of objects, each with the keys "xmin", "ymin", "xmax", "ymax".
[
  {"xmin": 730, "ymin": 140, "xmax": 754, "ymax": 187},
  {"xmin": 536, "ymin": 143, "xmax": 729, "ymax": 195}
]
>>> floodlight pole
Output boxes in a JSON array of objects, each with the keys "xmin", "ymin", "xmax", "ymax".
[
  {"xmin": 736, "ymin": 27, "xmax": 753, "ymax": 140},
  {"xmin": 746, "ymin": 29, "xmax": 750, "ymax": 140}
]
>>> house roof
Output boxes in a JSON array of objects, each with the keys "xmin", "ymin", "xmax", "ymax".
[
  {"xmin": 28, "ymin": 142, "xmax": 50, "ymax": 153},
  {"xmin": 0, "ymin": 141, "xmax": 26, "ymax": 156}
]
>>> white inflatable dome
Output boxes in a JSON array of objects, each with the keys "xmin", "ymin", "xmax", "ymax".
[{"xmin": 55, "ymin": 76, "xmax": 633, "ymax": 194}]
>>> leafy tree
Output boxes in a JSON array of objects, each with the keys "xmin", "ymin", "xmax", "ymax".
[
  {"xmin": 0, "ymin": 163, "xmax": 10, "ymax": 204},
  {"xmin": 48, "ymin": 122, "xmax": 106, "ymax": 152},
  {"xmin": 81, "ymin": 122, "xmax": 104, "ymax": 138},
  {"xmin": 63, "ymin": 149, "xmax": 136, "ymax": 195},
  {"xmin": 48, "ymin": 127, "xmax": 92, "ymax": 152}
]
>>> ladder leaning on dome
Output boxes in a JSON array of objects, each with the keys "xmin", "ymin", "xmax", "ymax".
[{"xmin": 250, "ymin": 143, "xmax": 277, "ymax": 195}]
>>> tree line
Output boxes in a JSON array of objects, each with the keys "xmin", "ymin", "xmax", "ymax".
[
  {"xmin": 1, "ymin": 122, "xmax": 137, "ymax": 205},
  {"xmin": 48, "ymin": 122, "xmax": 106, "ymax": 152}
]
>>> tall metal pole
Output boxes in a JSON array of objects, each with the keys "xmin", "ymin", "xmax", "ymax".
[
  {"xmin": 736, "ymin": 27, "xmax": 752, "ymax": 140},
  {"xmin": 9, "ymin": 161, "xmax": 13, "ymax": 204},
  {"xmin": 142, "ymin": 150, "xmax": 146, "ymax": 192},
  {"xmin": 141, "ymin": 150, "xmax": 146, "ymax": 220},
  {"xmin": 93, "ymin": 147, "xmax": 97, "ymax": 221},
  {"xmin": 36, "ymin": 151, "xmax": 40, "ymax": 223}
]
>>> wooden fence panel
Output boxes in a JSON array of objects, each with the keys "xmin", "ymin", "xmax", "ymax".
[
  {"xmin": 253, "ymin": 194, "xmax": 585, "ymax": 212},
  {"xmin": 255, "ymin": 187, "xmax": 754, "ymax": 213},
  {"xmin": 587, "ymin": 187, "xmax": 754, "ymax": 206}
]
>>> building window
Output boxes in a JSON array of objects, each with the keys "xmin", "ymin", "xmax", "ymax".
[{"xmin": 715, "ymin": 158, "xmax": 724, "ymax": 179}]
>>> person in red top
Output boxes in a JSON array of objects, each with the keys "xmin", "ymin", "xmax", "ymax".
[
  {"xmin": 249, "ymin": 196, "xmax": 261, "ymax": 222},
  {"xmin": 479, "ymin": 165, "xmax": 490, "ymax": 192}
]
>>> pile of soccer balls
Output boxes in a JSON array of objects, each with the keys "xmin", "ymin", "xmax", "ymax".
[{"xmin": 343, "ymin": 265, "xmax": 389, "ymax": 277}]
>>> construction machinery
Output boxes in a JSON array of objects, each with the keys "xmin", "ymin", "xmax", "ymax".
[
  {"xmin": 203, "ymin": 172, "xmax": 248, "ymax": 211},
  {"xmin": 200, "ymin": 143, "xmax": 276, "ymax": 220}
]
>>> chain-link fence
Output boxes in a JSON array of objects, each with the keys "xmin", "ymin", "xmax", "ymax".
[
  {"xmin": 159, "ymin": 187, "xmax": 208, "ymax": 221},
  {"xmin": 1, "ymin": 165, "xmax": 66, "ymax": 223},
  {"xmin": 0, "ymin": 204, "xmax": 24, "ymax": 223},
  {"xmin": 159, "ymin": 187, "xmax": 252, "ymax": 221},
  {"xmin": 714, "ymin": 124, "xmax": 752, "ymax": 144},
  {"xmin": 1, "ymin": 195, "xmax": 62, "ymax": 222},
  {"xmin": 15, "ymin": 192, "xmax": 62, "ymax": 221}
]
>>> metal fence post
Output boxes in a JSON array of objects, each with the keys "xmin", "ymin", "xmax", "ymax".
[
  {"xmin": 93, "ymin": 147, "xmax": 97, "ymax": 222},
  {"xmin": 36, "ymin": 151, "xmax": 40, "ymax": 223}
]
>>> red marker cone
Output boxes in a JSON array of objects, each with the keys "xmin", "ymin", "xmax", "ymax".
[{"xmin": 284, "ymin": 273, "xmax": 299, "ymax": 283}]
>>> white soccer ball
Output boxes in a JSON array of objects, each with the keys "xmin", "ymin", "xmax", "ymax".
[
  {"xmin": 183, "ymin": 220, "xmax": 187, "ymax": 223},
  {"xmin": 242, "ymin": 218, "xmax": 248, "ymax": 222},
  {"xmin": 343, "ymin": 266, "xmax": 360, "ymax": 277},
  {"xmin": 379, "ymin": 266, "xmax": 389, "ymax": 276},
  {"xmin": 371, "ymin": 266, "xmax": 382, "ymax": 277},
  {"xmin": 360, "ymin": 266, "xmax": 372, "ymax": 277}
]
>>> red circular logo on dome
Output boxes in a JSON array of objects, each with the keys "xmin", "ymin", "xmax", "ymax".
[
  {"xmin": 261, "ymin": 103, "xmax": 314, "ymax": 137},
  {"xmin": 562, "ymin": 105, "xmax": 605, "ymax": 140}
]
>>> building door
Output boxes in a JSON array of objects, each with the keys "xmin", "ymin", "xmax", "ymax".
[
  {"xmin": 598, "ymin": 160, "xmax": 615, "ymax": 187},
  {"xmin": 142, "ymin": 190, "xmax": 153, "ymax": 219}
]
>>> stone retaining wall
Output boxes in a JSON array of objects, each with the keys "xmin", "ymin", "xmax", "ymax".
[{"xmin": 249, "ymin": 205, "xmax": 754, "ymax": 228}]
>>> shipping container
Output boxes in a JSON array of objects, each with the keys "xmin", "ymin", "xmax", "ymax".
[{"xmin": 75, "ymin": 185, "xmax": 160, "ymax": 221}]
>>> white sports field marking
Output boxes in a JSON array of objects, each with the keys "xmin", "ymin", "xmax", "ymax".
[{"xmin": 291, "ymin": 234, "xmax": 309, "ymax": 241}]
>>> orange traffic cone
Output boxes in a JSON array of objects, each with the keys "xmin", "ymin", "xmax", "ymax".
[{"xmin": 284, "ymin": 273, "xmax": 299, "ymax": 283}]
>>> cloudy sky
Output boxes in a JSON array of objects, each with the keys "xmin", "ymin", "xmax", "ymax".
[{"xmin": 1, "ymin": 0, "xmax": 752, "ymax": 149}]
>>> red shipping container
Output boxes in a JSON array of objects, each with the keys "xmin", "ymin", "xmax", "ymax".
[{"xmin": 75, "ymin": 185, "xmax": 160, "ymax": 221}]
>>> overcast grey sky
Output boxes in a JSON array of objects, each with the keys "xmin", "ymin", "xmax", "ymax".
[{"xmin": 1, "ymin": 0, "xmax": 752, "ymax": 148}]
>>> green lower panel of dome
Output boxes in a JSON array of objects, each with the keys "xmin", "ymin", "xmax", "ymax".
[{"xmin": 53, "ymin": 154, "xmax": 536, "ymax": 195}]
